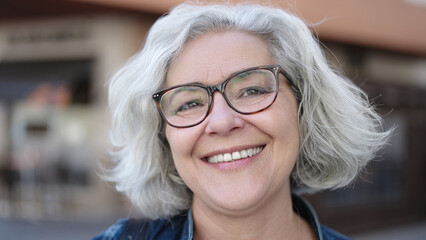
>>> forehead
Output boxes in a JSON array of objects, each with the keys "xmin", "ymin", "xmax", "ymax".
[{"xmin": 166, "ymin": 31, "xmax": 273, "ymax": 87}]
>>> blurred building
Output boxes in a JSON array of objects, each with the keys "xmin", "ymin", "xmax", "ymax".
[
  {"xmin": 0, "ymin": 0, "xmax": 157, "ymax": 220},
  {"xmin": 0, "ymin": 0, "xmax": 425, "ymax": 236}
]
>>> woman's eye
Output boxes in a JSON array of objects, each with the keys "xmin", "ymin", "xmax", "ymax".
[
  {"xmin": 177, "ymin": 100, "xmax": 203, "ymax": 112},
  {"xmin": 240, "ymin": 87, "xmax": 268, "ymax": 97}
]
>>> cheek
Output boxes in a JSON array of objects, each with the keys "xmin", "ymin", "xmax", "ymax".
[
  {"xmin": 165, "ymin": 126, "xmax": 199, "ymax": 163},
  {"xmin": 165, "ymin": 126, "xmax": 203, "ymax": 190},
  {"xmin": 264, "ymin": 96, "xmax": 300, "ymax": 158}
]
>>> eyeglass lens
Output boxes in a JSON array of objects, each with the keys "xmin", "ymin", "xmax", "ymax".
[{"xmin": 159, "ymin": 68, "xmax": 277, "ymax": 127}]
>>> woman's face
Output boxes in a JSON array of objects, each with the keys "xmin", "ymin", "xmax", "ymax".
[{"xmin": 165, "ymin": 31, "xmax": 299, "ymax": 215}]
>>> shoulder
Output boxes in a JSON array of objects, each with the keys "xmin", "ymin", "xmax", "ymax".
[
  {"xmin": 92, "ymin": 218, "xmax": 129, "ymax": 240},
  {"xmin": 321, "ymin": 225, "xmax": 353, "ymax": 240}
]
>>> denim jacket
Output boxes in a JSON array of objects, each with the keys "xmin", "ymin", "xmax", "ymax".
[{"xmin": 93, "ymin": 194, "xmax": 351, "ymax": 240}]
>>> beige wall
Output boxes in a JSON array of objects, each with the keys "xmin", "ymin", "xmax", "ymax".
[{"xmin": 73, "ymin": 0, "xmax": 426, "ymax": 55}]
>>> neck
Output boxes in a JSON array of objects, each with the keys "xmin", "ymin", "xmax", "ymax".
[{"xmin": 192, "ymin": 186, "xmax": 311, "ymax": 240}]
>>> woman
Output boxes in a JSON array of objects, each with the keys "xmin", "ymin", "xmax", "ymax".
[{"xmin": 94, "ymin": 2, "xmax": 390, "ymax": 240}]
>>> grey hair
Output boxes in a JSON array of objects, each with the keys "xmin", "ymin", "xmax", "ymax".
[{"xmin": 105, "ymin": 2, "xmax": 391, "ymax": 219}]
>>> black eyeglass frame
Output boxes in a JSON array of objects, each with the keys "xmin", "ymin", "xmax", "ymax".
[{"xmin": 152, "ymin": 65, "xmax": 296, "ymax": 128}]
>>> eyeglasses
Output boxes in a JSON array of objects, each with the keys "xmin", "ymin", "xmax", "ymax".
[{"xmin": 152, "ymin": 65, "xmax": 295, "ymax": 128}]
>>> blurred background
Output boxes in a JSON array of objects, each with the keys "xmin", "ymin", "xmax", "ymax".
[{"xmin": 0, "ymin": 0, "xmax": 425, "ymax": 239}]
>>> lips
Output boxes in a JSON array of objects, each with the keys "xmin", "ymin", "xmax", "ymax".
[{"xmin": 206, "ymin": 146, "xmax": 264, "ymax": 163}]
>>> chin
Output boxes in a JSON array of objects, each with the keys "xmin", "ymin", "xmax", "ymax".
[{"xmin": 201, "ymin": 183, "xmax": 271, "ymax": 215}]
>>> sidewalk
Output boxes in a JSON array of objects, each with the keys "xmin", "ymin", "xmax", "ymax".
[{"xmin": 0, "ymin": 217, "xmax": 116, "ymax": 240}]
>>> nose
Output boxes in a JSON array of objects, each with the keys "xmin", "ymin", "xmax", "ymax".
[{"xmin": 205, "ymin": 92, "xmax": 245, "ymax": 135}]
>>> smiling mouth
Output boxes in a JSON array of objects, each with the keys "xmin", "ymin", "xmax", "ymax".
[{"xmin": 206, "ymin": 146, "xmax": 265, "ymax": 164}]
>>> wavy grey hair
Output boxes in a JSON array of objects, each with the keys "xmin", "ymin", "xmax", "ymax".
[{"xmin": 105, "ymin": 2, "xmax": 391, "ymax": 219}]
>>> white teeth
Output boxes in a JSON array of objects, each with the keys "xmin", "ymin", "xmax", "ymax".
[
  {"xmin": 232, "ymin": 151, "xmax": 241, "ymax": 160},
  {"xmin": 224, "ymin": 153, "xmax": 232, "ymax": 162},
  {"xmin": 240, "ymin": 150, "xmax": 248, "ymax": 158},
  {"xmin": 247, "ymin": 148, "xmax": 253, "ymax": 157},
  {"xmin": 207, "ymin": 146, "xmax": 264, "ymax": 163}
]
